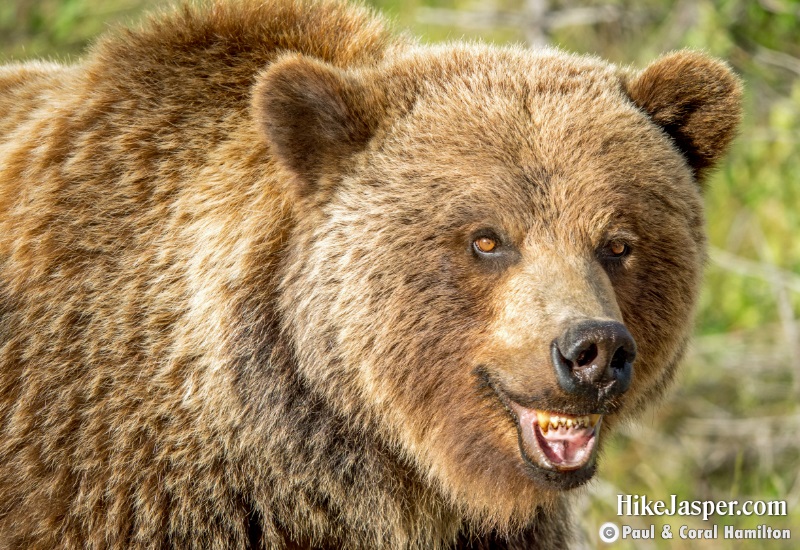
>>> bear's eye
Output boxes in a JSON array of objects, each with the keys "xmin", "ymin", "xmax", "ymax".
[
  {"xmin": 599, "ymin": 240, "xmax": 632, "ymax": 268},
  {"xmin": 609, "ymin": 241, "xmax": 628, "ymax": 257},
  {"xmin": 474, "ymin": 236, "xmax": 497, "ymax": 254},
  {"xmin": 469, "ymin": 229, "xmax": 520, "ymax": 269}
]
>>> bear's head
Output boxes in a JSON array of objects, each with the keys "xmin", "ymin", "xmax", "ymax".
[{"xmin": 252, "ymin": 48, "xmax": 741, "ymax": 526}]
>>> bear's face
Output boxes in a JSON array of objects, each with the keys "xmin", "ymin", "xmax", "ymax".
[{"xmin": 254, "ymin": 47, "xmax": 740, "ymax": 523}]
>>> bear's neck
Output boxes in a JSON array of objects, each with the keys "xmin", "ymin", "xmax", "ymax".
[{"xmin": 227, "ymin": 322, "xmax": 463, "ymax": 548}]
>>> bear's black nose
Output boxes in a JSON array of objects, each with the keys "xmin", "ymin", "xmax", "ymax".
[{"xmin": 551, "ymin": 319, "xmax": 636, "ymax": 398}]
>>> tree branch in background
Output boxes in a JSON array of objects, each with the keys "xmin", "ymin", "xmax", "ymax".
[
  {"xmin": 758, "ymin": 0, "xmax": 800, "ymax": 17},
  {"xmin": 754, "ymin": 45, "xmax": 800, "ymax": 76},
  {"xmin": 710, "ymin": 247, "xmax": 800, "ymax": 294}
]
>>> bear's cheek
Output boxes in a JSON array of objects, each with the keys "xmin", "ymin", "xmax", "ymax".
[{"xmin": 609, "ymin": 226, "xmax": 705, "ymax": 410}]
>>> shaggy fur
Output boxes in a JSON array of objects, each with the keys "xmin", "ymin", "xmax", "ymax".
[{"xmin": 0, "ymin": 0, "xmax": 741, "ymax": 548}]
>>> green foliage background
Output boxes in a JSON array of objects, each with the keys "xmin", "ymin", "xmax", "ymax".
[{"xmin": 2, "ymin": 0, "xmax": 798, "ymax": 547}]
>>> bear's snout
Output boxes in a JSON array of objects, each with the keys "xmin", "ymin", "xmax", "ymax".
[{"xmin": 551, "ymin": 319, "xmax": 636, "ymax": 400}]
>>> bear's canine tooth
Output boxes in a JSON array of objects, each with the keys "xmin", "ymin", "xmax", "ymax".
[{"xmin": 536, "ymin": 411, "xmax": 551, "ymax": 433}]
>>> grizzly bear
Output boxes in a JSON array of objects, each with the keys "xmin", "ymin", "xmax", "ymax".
[{"xmin": 0, "ymin": 0, "xmax": 741, "ymax": 548}]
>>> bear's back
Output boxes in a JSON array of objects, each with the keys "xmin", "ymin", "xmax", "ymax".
[{"xmin": 0, "ymin": 2, "xmax": 405, "ymax": 547}]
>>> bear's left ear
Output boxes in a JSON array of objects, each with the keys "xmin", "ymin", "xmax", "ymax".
[
  {"xmin": 252, "ymin": 54, "xmax": 384, "ymax": 196},
  {"xmin": 626, "ymin": 51, "xmax": 743, "ymax": 184}
]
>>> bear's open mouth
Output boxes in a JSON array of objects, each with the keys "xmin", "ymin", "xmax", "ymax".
[{"xmin": 509, "ymin": 402, "xmax": 602, "ymax": 472}]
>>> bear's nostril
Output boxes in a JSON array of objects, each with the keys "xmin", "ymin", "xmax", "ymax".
[
  {"xmin": 609, "ymin": 347, "xmax": 628, "ymax": 371},
  {"xmin": 575, "ymin": 344, "xmax": 597, "ymax": 367}
]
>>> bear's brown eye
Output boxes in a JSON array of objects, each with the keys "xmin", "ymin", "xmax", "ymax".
[
  {"xmin": 609, "ymin": 241, "xmax": 628, "ymax": 257},
  {"xmin": 474, "ymin": 237, "xmax": 497, "ymax": 253}
]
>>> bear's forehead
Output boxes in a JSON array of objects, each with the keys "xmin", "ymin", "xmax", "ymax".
[
  {"xmin": 380, "ymin": 48, "xmax": 659, "ymax": 166},
  {"xmin": 378, "ymin": 75, "xmax": 677, "ymax": 197}
]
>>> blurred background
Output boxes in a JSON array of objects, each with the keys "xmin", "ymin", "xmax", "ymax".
[{"xmin": 1, "ymin": 0, "xmax": 798, "ymax": 547}]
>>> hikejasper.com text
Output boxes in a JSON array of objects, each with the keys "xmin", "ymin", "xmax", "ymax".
[{"xmin": 618, "ymin": 494, "xmax": 788, "ymax": 522}]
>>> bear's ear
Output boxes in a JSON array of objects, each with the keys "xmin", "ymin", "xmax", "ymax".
[
  {"xmin": 626, "ymin": 51, "xmax": 742, "ymax": 184},
  {"xmin": 252, "ymin": 55, "xmax": 382, "ymax": 194}
]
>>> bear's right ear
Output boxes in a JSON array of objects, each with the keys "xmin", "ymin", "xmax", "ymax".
[
  {"xmin": 625, "ymin": 51, "xmax": 742, "ymax": 184},
  {"xmin": 252, "ymin": 55, "xmax": 382, "ymax": 195}
]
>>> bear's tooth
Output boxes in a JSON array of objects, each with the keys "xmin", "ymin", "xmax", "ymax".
[
  {"xmin": 590, "ymin": 414, "xmax": 602, "ymax": 427},
  {"xmin": 537, "ymin": 411, "xmax": 550, "ymax": 432},
  {"xmin": 566, "ymin": 418, "xmax": 574, "ymax": 428},
  {"xmin": 550, "ymin": 416, "xmax": 560, "ymax": 428}
]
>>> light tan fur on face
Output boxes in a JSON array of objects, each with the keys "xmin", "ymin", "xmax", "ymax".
[{"xmin": 0, "ymin": 1, "xmax": 740, "ymax": 548}]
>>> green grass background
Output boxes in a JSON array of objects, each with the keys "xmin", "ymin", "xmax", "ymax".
[{"xmin": 2, "ymin": 0, "xmax": 798, "ymax": 547}]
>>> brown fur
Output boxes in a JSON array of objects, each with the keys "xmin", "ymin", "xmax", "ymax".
[{"xmin": 0, "ymin": 1, "xmax": 741, "ymax": 548}]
